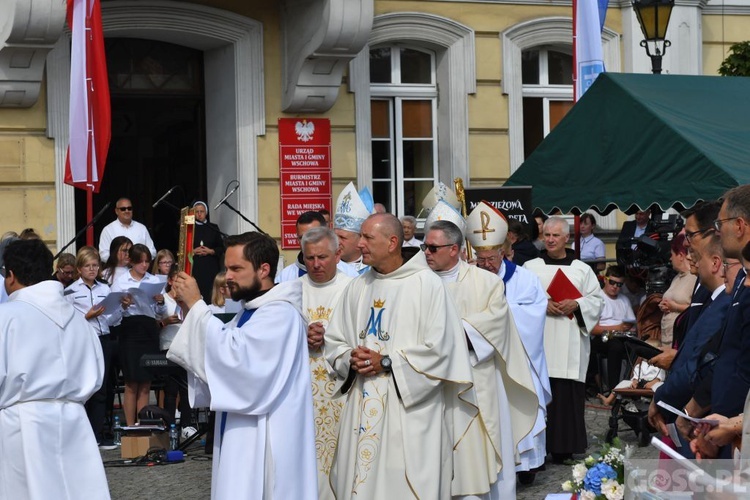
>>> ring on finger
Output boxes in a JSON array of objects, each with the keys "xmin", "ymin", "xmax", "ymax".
[{"xmin": 365, "ymin": 359, "xmax": 371, "ymax": 366}]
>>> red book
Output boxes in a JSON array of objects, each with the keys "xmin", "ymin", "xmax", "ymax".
[{"xmin": 547, "ymin": 268, "xmax": 582, "ymax": 319}]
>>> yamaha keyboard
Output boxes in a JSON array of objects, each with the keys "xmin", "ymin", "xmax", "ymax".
[{"xmin": 140, "ymin": 353, "xmax": 181, "ymax": 370}]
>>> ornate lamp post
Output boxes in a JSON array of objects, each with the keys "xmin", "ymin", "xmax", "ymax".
[{"xmin": 632, "ymin": 0, "xmax": 675, "ymax": 74}]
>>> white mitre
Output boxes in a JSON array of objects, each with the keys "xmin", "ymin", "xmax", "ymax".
[
  {"xmin": 425, "ymin": 200, "xmax": 467, "ymax": 237},
  {"xmin": 334, "ymin": 182, "xmax": 373, "ymax": 234},
  {"xmin": 466, "ymin": 200, "xmax": 508, "ymax": 250},
  {"xmin": 422, "ymin": 182, "xmax": 461, "ymax": 212}
]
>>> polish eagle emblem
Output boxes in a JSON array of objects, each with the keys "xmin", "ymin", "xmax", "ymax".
[{"xmin": 295, "ymin": 120, "xmax": 315, "ymax": 142}]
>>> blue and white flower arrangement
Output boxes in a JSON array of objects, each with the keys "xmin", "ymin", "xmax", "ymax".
[{"xmin": 561, "ymin": 439, "xmax": 630, "ymax": 500}]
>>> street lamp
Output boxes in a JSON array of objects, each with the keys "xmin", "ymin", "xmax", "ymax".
[{"xmin": 632, "ymin": 0, "xmax": 675, "ymax": 74}]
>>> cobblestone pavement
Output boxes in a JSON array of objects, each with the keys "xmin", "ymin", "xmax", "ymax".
[{"xmin": 102, "ymin": 398, "xmax": 659, "ymax": 499}]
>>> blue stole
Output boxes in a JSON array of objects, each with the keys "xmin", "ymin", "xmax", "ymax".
[
  {"xmin": 501, "ymin": 258, "xmax": 517, "ymax": 287},
  {"xmin": 220, "ymin": 307, "xmax": 258, "ymax": 448}
]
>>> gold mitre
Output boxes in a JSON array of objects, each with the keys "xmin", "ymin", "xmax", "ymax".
[
  {"xmin": 425, "ymin": 200, "xmax": 466, "ymax": 237},
  {"xmin": 466, "ymin": 200, "xmax": 508, "ymax": 250},
  {"xmin": 421, "ymin": 182, "xmax": 461, "ymax": 211}
]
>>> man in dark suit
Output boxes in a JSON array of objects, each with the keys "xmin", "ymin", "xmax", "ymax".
[
  {"xmin": 707, "ymin": 186, "xmax": 750, "ymax": 419},
  {"xmin": 648, "ymin": 233, "xmax": 736, "ymax": 455},
  {"xmin": 616, "ymin": 210, "xmax": 655, "ymax": 267},
  {"xmin": 670, "ymin": 186, "xmax": 750, "ymax": 457},
  {"xmin": 618, "ymin": 210, "xmax": 653, "ymax": 244}
]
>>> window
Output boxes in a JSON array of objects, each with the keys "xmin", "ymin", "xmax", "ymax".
[
  {"xmin": 521, "ymin": 46, "xmax": 574, "ymax": 159},
  {"xmin": 502, "ymin": 17, "xmax": 621, "ymax": 229},
  {"xmin": 369, "ymin": 46, "xmax": 438, "ymax": 217}
]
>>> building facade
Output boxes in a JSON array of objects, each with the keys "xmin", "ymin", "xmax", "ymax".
[{"xmin": 1, "ymin": 0, "xmax": 747, "ymax": 257}]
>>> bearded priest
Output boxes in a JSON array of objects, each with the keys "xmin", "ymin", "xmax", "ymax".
[{"xmin": 168, "ymin": 232, "xmax": 317, "ymax": 499}]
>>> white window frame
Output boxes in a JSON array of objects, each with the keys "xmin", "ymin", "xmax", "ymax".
[
  {"xmin": 349, "ymin": 12, "xmax": 475, "ymax": 196},
  {"xmin": 522, "ymin": 46, "xmax": 574, "ymax": 147},
  {"xmin": 502, "ymin": 17, "xmax": 620, "ymax": 229},
  {"xmin": 370, "ymin": 46, "xmax": 439, "ymax": 217}
]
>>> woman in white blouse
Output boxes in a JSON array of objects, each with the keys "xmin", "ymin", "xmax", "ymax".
[
  {"xmin": 574, "ymin": 213, "xmax": 606, "ymax": 273},
  {"xmin": 65, "ymin": 246, "xmax": 122, "ymax": 447},
  {"xmin": 111, "ymin": 244, "xmax": 166, "ymax": 426}
]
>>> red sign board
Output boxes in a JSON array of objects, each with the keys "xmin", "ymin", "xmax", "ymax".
[{"xmin": 278, "ymin": 118, "xmax": 332, "ymax": 249}]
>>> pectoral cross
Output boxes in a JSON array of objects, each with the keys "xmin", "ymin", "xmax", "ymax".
[{"xmin": 472, "ymin": 211, "xmax": 495, "ymax": 241}]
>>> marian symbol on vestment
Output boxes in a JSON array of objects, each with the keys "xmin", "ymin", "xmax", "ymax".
[
  {"xmin": 472, "ymin": 211, "xmax": 495, "ymax": 241},
  {"xmin": 358, "ymin": 299, "xmax": 389, "ymax": 340},
  {"xmin": 339, "ymin": 193, "xmax": 352, "ymax": 214}
]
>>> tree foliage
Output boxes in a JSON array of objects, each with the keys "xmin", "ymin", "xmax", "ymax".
[{"xmin": 719, "ymin": 41, "xmax": 750, "ymax": 77}]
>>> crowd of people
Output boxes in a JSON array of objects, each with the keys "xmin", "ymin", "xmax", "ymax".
[{"xmin": 6, "ymin": 183, "xmax": 750, "ymax": 499}]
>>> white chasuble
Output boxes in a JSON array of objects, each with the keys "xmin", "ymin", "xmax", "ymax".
[
  {"xmin": 523, "ymin": 258, "xmax": 603, "ymax": 382},
  {"xmin": 167, "ymin": 280, "xmax": 317, "ymax": 500},
  {"xmin": 325, "ymin": 251, "xmax": 476, "ymax": 499},
  {"xmin": 498, "ymin": 260, "xmax": 551, "ymax": 471},
  {"xmin": 300, "ymin": 271, "xmax": 353, "ymax": 500},
  {"xmin": 445, "ymin": 261, "xmax": 539, "ymax": 498},
  {"xmin": 0, "ymin": 281, "xmax": 110, "ymax": 500}
]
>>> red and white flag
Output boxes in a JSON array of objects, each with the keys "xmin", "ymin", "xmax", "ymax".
[{"xmin": 64, "ymin": 0, "xmax": 110, "ymax": 193}]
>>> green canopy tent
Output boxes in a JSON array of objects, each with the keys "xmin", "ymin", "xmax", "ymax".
[{"xmin": 504, "ymin": 72, "xmax": 750, "ymax": 215}]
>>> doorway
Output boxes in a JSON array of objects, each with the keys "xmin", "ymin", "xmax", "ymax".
[{"xmin": 75, "ymin": 38, "xmax": 206, "ymax": 256}]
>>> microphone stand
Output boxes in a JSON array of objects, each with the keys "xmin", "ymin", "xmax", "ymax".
[
  {"xmin": 155, "ymin": 200, "xmax": 181, "ymax": 212},
  {"xmin": 219, "ymin": 200, "xmax": 267, "ymax": 235},
  {"xmin": 54, "ymin": 202, "xmax": 112, "ymax": 260}
]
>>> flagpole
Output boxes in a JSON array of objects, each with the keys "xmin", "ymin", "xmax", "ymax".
[
  {"xmin": 572, "ymin": 0, "xmax": 578, "ymax": 105},
  {"xmin": 87, "ymin": 189, "xmax": 94, "ymax": 246}
]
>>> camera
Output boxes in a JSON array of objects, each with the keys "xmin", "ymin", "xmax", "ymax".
[{"xmin": 616, "ymin": 212, "xmax": 683, "ymax": 295}]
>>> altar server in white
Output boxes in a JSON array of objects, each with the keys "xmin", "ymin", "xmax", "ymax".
[
  {"xmin": 470, "ymin": 207, "xmax": 550, "ymax": 478},
  {"xmin": 425, "ymin": 219, "xmax": 539, "ymax": 499},
  {"xmin": 325, "ymin": 214, "xmax": 476, "ymax": 499},
  {"xmin": 524, "ymin": 216, "xmax": 603, "ymax": 462},
  {"xmin": 168, "ymin": 232, "xmax": 317, "ymax": 499},
  {"xmin": 0, "ymin": 239, "xmax": 110, "ymax": 500},
  {"xmin": 300, "ymin": 226, "xmax": 354, "ymax": 499}
]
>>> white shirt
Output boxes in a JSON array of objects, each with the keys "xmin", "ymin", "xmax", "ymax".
[
  {"xmin": 573, "ymin": 235, "xmax": 605, "ymax": 261},
  {"xmin": 111, "ymin": 271, "xmax": 166, "ymax": 318},
  {"xmin": 402, "ymin": 237, "xmax": 423, "ymax": 248},
  {"xmin": 99, "ymin": 219, "xmax": 156, "ymax": 262},
  {"xmin": 599, "ymin": 291, "xmax": 637, "ymax": 327},
  {"xmin": 64, "ymin": 278, "xmax": 123, "ymax": 335}
]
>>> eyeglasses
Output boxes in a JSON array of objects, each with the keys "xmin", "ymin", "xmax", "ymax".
[
  {"xmin": 82, "ymin": 263, "xmax": 100, "ymax": 270},
  {"xmin": 57, "ymin": 269, "xmax": 75, "ymax": 277},
  {"xmin": 607, "ymin": 279, "xmax": 624, "ymax": 288},
  {"xmin": 159, "ymin": 260, "xmax": 174, "ymax": 266},
  {"xmin": 476, "ymin": 255, "xmax": 501, "ymax": 265},
  {"xmin": 420, "ymin": 243, "xmax": 453, "ymax": 253},
  {"xmin": 714, "ymin": 217, "xmax": 739, "ymax": 230},
  {"xmin": 722, "ymin": 261, "xmax": 741, "ymax": 272},
  {"xmin": 685, "ymin": 227, "xmax": 714, "ymax": 243},
  {"xmin": 117, "ymin": 206, "xmax": 133, "ymax": 212}
]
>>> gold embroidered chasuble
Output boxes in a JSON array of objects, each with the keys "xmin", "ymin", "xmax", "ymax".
[{"xmin": 300, "ymin": 271, "xmax": 353, "ymax": 500}]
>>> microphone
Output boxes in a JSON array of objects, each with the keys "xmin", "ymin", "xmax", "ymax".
[
  {"xmin": 153, "ymin": 186, "xmax": 178, "ymax": 208},
  {"xmin": 214, "ymin": 183, "xmax": 240, "ymax": 210}
]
